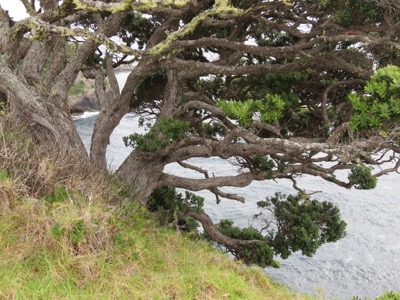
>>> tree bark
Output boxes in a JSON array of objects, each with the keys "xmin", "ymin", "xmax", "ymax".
[
  {"xmin": 185, "ymin": 211, "xmax": 258, "ymax": 252},
  {"xmin": 117, "ymin": 150, "xmax": 165, "ymax": 204},
  {"xmin": 0, "ymin": 57, "xmax": 86, "ymax": 156},
  {"xmin": 89, "ymin": 61, "xmax": 156, "ymax": 169}
]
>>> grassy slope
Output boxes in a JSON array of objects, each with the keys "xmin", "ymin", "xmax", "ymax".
[{"xmin": 0, "ymin": 121, "xmax": 308, "ymax": 300}]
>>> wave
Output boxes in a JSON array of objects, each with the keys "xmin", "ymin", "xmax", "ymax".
[{"xmin": 72, "ymin": 111, "xmax": 100, "ymax": 120}]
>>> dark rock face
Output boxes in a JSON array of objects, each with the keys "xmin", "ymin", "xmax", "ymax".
[
  {"xmin": 72, "ymin": 95, "xmax": 100, "ymax": 111},
  {"xmin": 69, "ymin": 106, "xmax": 84, "ymax": 114}
]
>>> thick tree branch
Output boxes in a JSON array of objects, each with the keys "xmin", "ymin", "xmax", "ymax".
[
  {"xmin": 177, "ymin": 161, "xmax": 245, "ymax": 203},
  {"xmin": 184, "ymin": 210, "xmax": 258, "ymax": 249},
  {"xmin": 23, "ymin": 17, "xmax": 141, "ymax": 56},
  {"xmin": 72, "ymin": 0, "xmax": 192, "ymax": 12},
  {"xmin": 20, "ymin": 0, "xmax": 35, "ymax": 16},
  {"xmin": 321, "ymin": 79, "xmax": 365, "ymax": 126}
]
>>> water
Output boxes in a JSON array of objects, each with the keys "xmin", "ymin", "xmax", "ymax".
[{"xmin": 73, "ymin": 73, "xmax": 400, "ymax": 299}]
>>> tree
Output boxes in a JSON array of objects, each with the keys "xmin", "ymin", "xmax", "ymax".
[{"xmin": 0, "ymin": 0, "xmax": 399, "ymax": 267}]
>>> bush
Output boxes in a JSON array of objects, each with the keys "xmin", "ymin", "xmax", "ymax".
[{"xmin": 348, "ymin": 165, "xmax": 377, "ymax": 190}]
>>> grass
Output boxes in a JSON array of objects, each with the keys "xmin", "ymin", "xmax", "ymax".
[
  {"xmin": 0, "ymin": 119, "xmax": 308, "ymax": 299},
  {"xmin": 0, "ymin": 201, "xmax": 304, "ymax": 299}
]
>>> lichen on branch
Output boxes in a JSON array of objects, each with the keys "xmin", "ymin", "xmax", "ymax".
[
  {"xmin": 71, "ymin": 0, "xmax": 192, "ymax": 13},
  {"xmin": 148, "ymin": 0, "xmax": 244, "ymax": 57},
  {"xmin": 21, "ymin": 17, "xmax": 141, "ymax": 56}
]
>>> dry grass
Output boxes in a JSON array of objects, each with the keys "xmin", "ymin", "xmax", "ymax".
[
  {"xmin": 0, "ymin": 118, "xmax": 125, "ymax": 205},
  {"xmin": 0, "ymin": 117, "xmax": 310, "ymax": 300}
]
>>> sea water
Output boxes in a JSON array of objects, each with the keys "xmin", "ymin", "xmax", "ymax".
[{"xmin": 73, "ymin": 73, "xmax": 400, "ymax": 299}]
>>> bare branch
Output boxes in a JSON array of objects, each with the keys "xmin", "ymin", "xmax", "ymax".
[
  {"xmin": 178, "ymin": 161, "xmax": 245, "ymax": 203},
  {"xmin": 23, "ymin": 17, "xmax": 142, "ymax": 56},
  {"xmin": 161, "ymin": 171, "xmax": 268, "ymax": 192},
  {"xmin": 20, "ymin": 0, "xmax": 35, "ymax": 16},
  {"xmin": 374, "ymin": 158, "xmax": 400, "ymax": 177}
]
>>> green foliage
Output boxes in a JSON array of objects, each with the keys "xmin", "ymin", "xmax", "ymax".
[
  {"xmin": 250, "ymin": 156, "xmax": 275, "ymax": 179},
  {"xmin": 349, "ymin": 65, "xmax": 400, "ymax": 131},
  {"xmin": 68, "ymin": 80, "xmax": 85, "ymax": 95},
  {"xmin": 251, "ymin": 156, "xmax": 276, "ymax": 172},
  {"xmin": 119, "ymin": 12, "xmax": 155, "ymax": 49},
  {"xmin": 51, "ymin": 223, "xmax": 66, "ymax": 237},
  {"xmin": 238, "ymin": 241, "xmax": 277, "ymax": 268},
  {"xmin": 148, "ymin": 186, "xmax": 204, "ymax": 213},
  {"xmin": 335, "ymin": 8, "xmax": 352, "ymax": 27},
  {"xmin": 348, "ymin": 165, "xmax": 377, "ymax": 190},
  {"xmin": 257, "ymin": 192, "xmax": 347, "ymax": 260},
  {"xmin": 216, "ymin": 94, "xmax": 285, "ymax": 127},
  {"xmin": 43, "ymin": 186, "xmax": 70, "ymax": 203},
  {"xmin": 214, "ymin": 220, "xmax": 278, "ymax": 268},
  {"xmin": 70, "ymin": 219, "xmax": 85, "ymax": 245},
  {"xmin": 123, "ymin": 116, "xmax": 194, "ymax": 152},
  {"xmin": 217, "ymin": 219, "xmax": 265, "ymax": 240},
  {"xmin": 203, "ymin": 122, "xmax": 225, "ymax": 137},
  {"xmin": 375, "ymin": 292, "xmax": 400, "ymax": 300},
  {"xmin": 131, "ymin": 70, "xmax": 167, "ymax": 105},
  {"xmin": 148, "ymin": 186, "xmax": 204, "ymax": 232},
  {"xmin": 0, "ymin": 169, "xmax": 9, "ymax": 181},
  {"xmin": 323, "ymin": 0, "xmax": 383, "ymax": 27},
  {"xmin": 211, "ymin": 192, "xmax": 346, "ymax": 267}
]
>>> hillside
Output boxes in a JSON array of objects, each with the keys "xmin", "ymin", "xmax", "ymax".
[{"xmin": 0, "ymin": 119, "xmax": 307, "ymax": 299}]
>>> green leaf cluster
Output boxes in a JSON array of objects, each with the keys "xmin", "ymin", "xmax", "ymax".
[
  {"xmin": 251, "ymin": 156, "xmax": 275, "ymax": 172},
  {"xmin": 216, "ymin": 94, "xmax": 285, "ymax": 127},
  {"xmin": 348, "ymin": 165, "xmax": 377, "ymax": 190},
  {"xmin": 69, "ymin": 219, "xmax": 85, "ymax": 245},
  {"xmin": 148, "ymin": 186, "xmax": 204, "ymax": 233},
  {"xmin": 50, "ymin": 219, "xmax": 86, "ymax": 246},
  {"xmin": 322, "ymin": 0, "xmax": 383, "ymax": 27},
  {"xmin": 119, "ymin": 11, "xmax": 155, "ymax": 49},
  {"xmin": 257, "ymin": 192, "xmax": 346, "ymax": 260},
  {"xmin": 0, "ymin": 169, "xmax": 9, "ymax": 181},
  {"xmin": 375, "ymin": 291, "xmax": 400, "ymax": 300},
  {"xmin": 214, "ymin": 219, "xmax": 278, "ymax": 268},
  {"xmin": 123, "ymin": 116, "xmax": 194, "ymax": 152},
  {"xmin": 43, "ymin": 186, "xmax": 70, "ymax": 203},
  {"xmin": 203, "ymin": 122, "xmax": 224, "ymax": 137},
  {"xmin": 211, "ymin": 192, "xmax": 346, "ymax": 268},
  {"xmin": 250, "ymin": 156, "xmax": 275, "ymax": 179},
  {"xmin": 349, "ymin": 65, "xmax": 400, "ymax": 131}
]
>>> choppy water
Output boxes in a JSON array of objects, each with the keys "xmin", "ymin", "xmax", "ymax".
[{"xmin": 73, "ymin": 73, "xmax": 400, "ymax": 299}]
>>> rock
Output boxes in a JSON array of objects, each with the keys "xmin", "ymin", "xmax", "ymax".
[
  {"xmin": 73, "ymin": 95, "xmax": 100, "ymax": 111},
  {"xmin": 69, "ymin": 105, "xmax": 85, "ymax": 114}
]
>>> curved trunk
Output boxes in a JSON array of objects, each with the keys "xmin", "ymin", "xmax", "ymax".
[
  {"xmin": 117, "ymin": 150, "xmax": 165, "ymax": 204},
  {"xmin": 89, "ymin": 16, "xmax": 170, "ymax": 169},
  {"xmin": 89, "ymin": 61, "xmax": 157, "ymax": 169},
  {"xmin": 89, "ymin": 98, "xmax": 130, "ymax": 169},
  {"xmin": 0, "ymin": 57, "xmax": 87, "ymax": 156}
]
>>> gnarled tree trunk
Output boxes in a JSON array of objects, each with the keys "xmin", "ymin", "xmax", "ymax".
[
  {"xmin": 0, "ymin": 57, "xmax": 87, "ymax": 156},
  {"xmin": 117, "ymin": 150, "xmax": 165, "ymax": 204}
]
